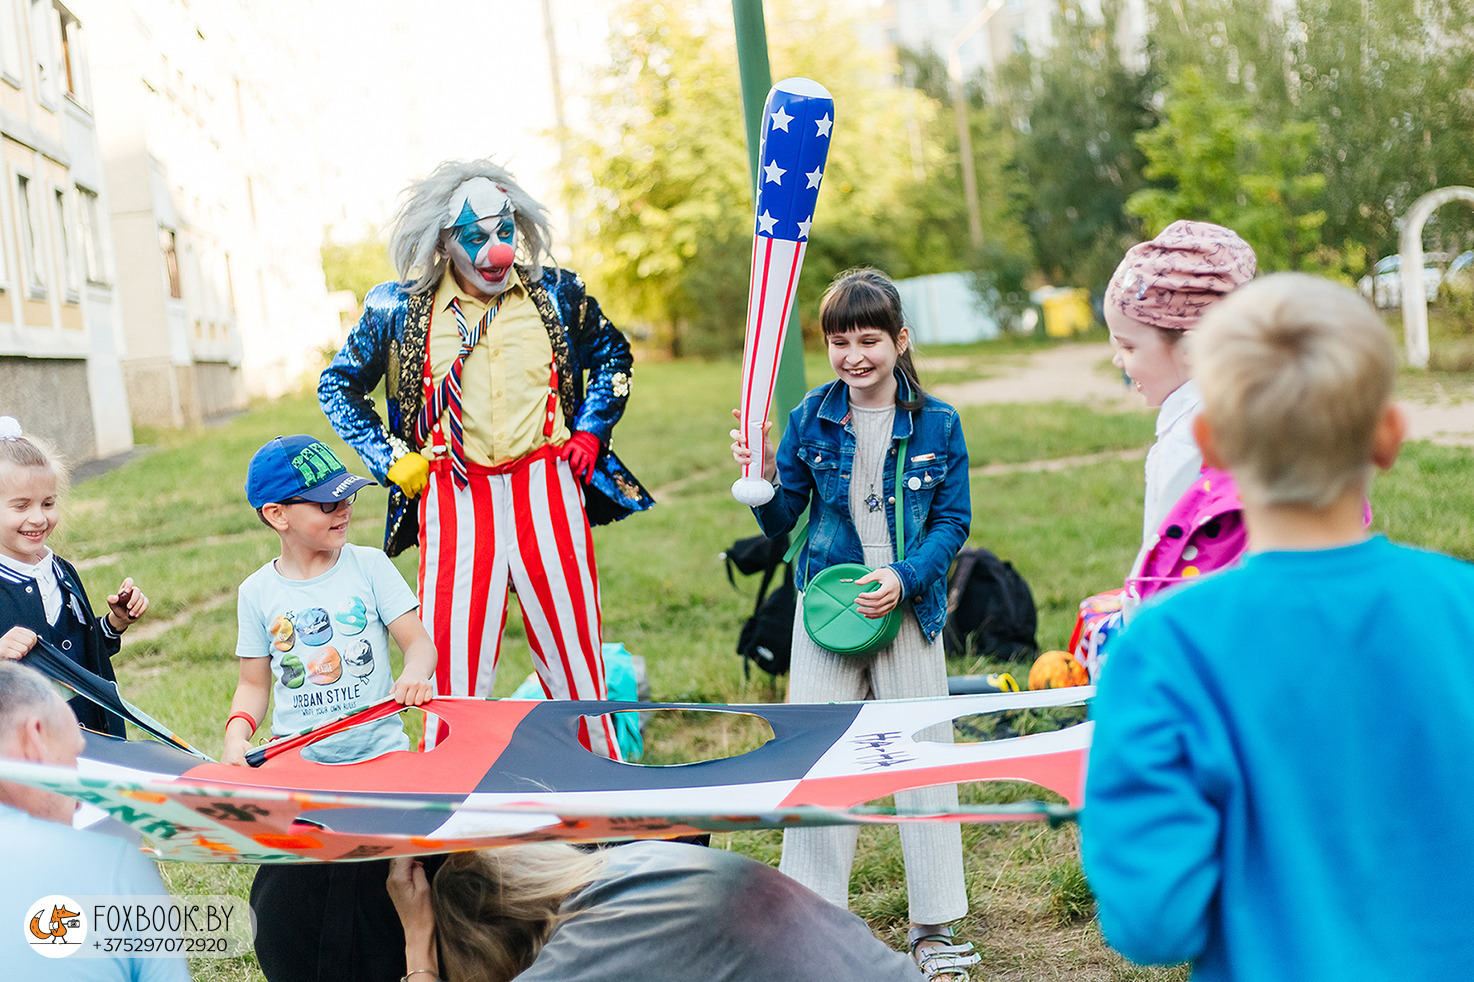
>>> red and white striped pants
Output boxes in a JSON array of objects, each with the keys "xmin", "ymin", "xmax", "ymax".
[{"xmin": 417, "ymin": 448, "xmax": 617, "ymax": 757}]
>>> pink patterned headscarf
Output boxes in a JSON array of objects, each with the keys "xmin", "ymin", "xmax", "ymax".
[{"xmin": 1105, "ymin": 220, "xmax": 1257, "ymax": 331}]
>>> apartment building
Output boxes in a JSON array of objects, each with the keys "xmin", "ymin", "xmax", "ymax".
[
  {"xmin": 0, "ymin": 0, "xmax": 133, "ymax": 460},
  {"xmin": 75, "ymin": 0, "xmax": 341, "ymax": 428}
]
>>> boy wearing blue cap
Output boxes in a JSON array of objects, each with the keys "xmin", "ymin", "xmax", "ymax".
[
  {"xmin": 224, "ymin": 435, "xmax": 436, "ymax": 767},
  {"xmin": 227, "ymin": 435, "xmax": 440, "ymax": 982}
]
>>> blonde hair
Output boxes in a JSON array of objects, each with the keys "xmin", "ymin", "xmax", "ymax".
[
  {"xmin": 431, "ymin": 843, "xmax": 609, "ymax": 982},
  {"xmin": 1191, "ymin": 273, "xmax": 1395, "ymax": 508},
  {"xmin": 0, "ymin": 420, "xmax": 68, "ymax": 497}
]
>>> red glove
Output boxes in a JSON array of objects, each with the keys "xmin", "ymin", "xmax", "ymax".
[{"xmin": 562, "ymin": 431, "xmax": 601, "ymax": 484}]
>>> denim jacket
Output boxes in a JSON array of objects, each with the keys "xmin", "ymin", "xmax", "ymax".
[{"xmin": 753, "ymin": 376, "xmax": 970, "ymax": 642}]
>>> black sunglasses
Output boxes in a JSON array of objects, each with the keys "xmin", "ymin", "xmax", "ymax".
[{"xmin": 282, "ymin": 493, "xmax": 356, "ymax": 513}]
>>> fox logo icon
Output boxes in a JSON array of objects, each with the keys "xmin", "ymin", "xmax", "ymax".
[
  {"xmin": 24, "ymin": 895, "xmax": 86, "ymax": 957},
  {"xmin": 29, "ymin": 903, "xmax": 81, "ymax": 941}
]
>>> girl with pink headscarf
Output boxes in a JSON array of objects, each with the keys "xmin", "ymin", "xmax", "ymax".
[
  {"xmin": 1104, "ymin": 219, "xmax": 1257, "ymax": 545},
  {"xmin": 1067, "ymin": 221, "xmax": 1257, "ymax": 676}
]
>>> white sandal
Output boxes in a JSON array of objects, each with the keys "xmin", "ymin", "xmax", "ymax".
[{"xmin": 909, "ymin": 932, "xmax": 980, "ymax": 981}]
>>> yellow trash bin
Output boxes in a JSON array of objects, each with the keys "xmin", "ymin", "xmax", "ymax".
[{"xmin": 1040, "ymin": 287, "xmax": 1094, "ymax": 338}]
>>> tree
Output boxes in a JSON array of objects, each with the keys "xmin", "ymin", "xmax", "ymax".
[
  {"xmin": 565, "ymin": 0, "xmax": 970, "ymax": 356},
  {"xmin": 1127, "ymin": 67, "xmax": 1327, "ymax": 271},
  {"xmin": 1144, "ymin": 0, "xmax": 1292, "ymax": 115},
  {"xmin": 892, "ymin": 45, "xmax": 1035, "ymax": 327},
  {"xmin": 320, "ymin": 234, "xmax": 395, "ymax": 325},
  {"xmin": 1291, "ymin": 0, "xmax": 1474, "ymax": 263},
  {"xmin": 995, "ymin": 0, "xmax": 1156, "ymax": 292},
  {"xmin": 1142, "ymin": 0, "xmax": 1474, "ymax": 272}
]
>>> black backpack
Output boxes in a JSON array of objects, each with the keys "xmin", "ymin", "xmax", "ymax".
[
  {"xmin": 724, "ymin": 532, "xmax": 795, "ymax": 678},
  {"xmin": 943, "ymin": 547, "xmax": 1038, "ymax": 661}
]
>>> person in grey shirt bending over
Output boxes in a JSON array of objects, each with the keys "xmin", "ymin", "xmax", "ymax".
[{"xmin": 387, "ymin": 839, "xmax": 923, "ymax": 982}]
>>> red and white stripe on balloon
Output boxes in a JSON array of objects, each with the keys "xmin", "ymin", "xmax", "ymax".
[{"xmin": 734, "ymin": 77, "xmax": 835, "ymax": 506}]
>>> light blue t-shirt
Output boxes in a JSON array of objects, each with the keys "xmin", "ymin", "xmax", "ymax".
[
  {"xmin": 236, "ymin": 543, "xmax": 419, "ymax": 764},
  {"xmin": 1, "ymin": 804, "xmax": 190, "ymax": 981}
]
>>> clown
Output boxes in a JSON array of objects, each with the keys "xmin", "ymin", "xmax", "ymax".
[{"xmin": 320, "ymin": 160, "xmax": 652, "ymax": 755}]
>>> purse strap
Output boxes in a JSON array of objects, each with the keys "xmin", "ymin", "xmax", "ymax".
[
  {"xmin": 796, "ymin": 436, "xmax": 908, "ymax": 584},
  {"xmin": 893, "ymin": 435, "xmax": 906, "ymax": 563}
]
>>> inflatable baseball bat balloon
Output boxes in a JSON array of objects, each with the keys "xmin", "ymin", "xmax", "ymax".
[{"xmin": 733, "ymin": 77, "xmax": 835, "ymax": 506}]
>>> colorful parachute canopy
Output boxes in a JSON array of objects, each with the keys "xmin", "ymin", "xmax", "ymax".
[{"xmin": 21, "ymin": 691, "xmax": 1090, "ymax": 864}]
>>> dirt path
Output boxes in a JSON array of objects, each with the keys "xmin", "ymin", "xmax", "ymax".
[
  {"xmin": 932, "ymin": 340, "xmax": 1474, "ymax": 448},
  {"xmin": 1399, "ymin": 401, "xmax": 1474, "ymax": 448},
  {"xmin": 930, "ymin": 343, "xmax": 1136, "ymax": 410}
]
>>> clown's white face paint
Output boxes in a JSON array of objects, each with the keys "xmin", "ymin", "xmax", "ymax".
[
  {"xmin": 441, "ymin": 178, "xmax": 517, "ymax": 301},
  {"xmin": 444, "ymin": 216, "xmax": 516, "ymax": 300}
]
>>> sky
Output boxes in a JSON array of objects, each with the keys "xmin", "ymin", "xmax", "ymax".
[{"xmin": 310, "ymin": 0, "xmax": 611, "ymax": 241}]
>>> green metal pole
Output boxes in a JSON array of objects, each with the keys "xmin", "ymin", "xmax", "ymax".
[{"xmin": 732, "ymin": 0, "xmax": 806, "ymax": 433}]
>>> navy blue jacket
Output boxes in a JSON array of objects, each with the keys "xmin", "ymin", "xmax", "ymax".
[
  {"xmin": 753, "ymin": 376, "xmax": 970, "ymax": 642},
  {"xmin": 319, "ymin": 266, "xmax": 653, "ymax": 556},
  {"xmin": 0, "ymin": 556, "xmax": 126, "ymax": 736}
]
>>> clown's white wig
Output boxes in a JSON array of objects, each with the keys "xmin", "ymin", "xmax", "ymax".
[{"xmin": 388, "ymin": 158, "xmax": 556, "ymax": 295}]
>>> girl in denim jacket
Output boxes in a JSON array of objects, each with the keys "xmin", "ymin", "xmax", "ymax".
[{"xmin": 731, "ymin": 269, "xmax": 975, "ymax": 981}]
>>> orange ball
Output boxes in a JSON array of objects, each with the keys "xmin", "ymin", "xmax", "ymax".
[{"xmin": 1028, "ymin": 649, "xmax": 1089, "ymax": 689}]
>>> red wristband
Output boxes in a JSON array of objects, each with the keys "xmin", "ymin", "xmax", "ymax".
[{"xmin": 226, "ymin": 711, "xmax": 258, "ymax": 736}]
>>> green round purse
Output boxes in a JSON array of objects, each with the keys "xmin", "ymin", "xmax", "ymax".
[
  {"xmin": 803, "ymin": 562, "xmax": 903, "ymax": 656},
  {"xmin": 801, "ymin": 437, "xmax": 908, "ymax": 658}
]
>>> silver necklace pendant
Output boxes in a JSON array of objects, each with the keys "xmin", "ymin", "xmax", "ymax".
[{"xmin": 865, "ymin": 486, "xmax": 882, "ymax": 512}]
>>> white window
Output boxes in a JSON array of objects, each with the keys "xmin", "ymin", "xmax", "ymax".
[
  {"xmin": 54, "ymin": 2, "xmax": 88, "ymax": 106},
  {"xmin": 77, "ymin": 185, "xmax": 108, "ymax": 284},
  {"xmin": 0, "ymin": 178, "xmax": 10, "ymax": 292},
  {"xmin": 160, "ymin": 226, "xmax": 181, "ymax": 299},
  {"xmin": 16, "ymin": 174, "xmax": 45, "ymax": 296},
  {"xmin": 0, "ymin": 0, "xmax": 23, "ymax": 84},
  {"xmin": 30, "ymin": 0, "xmax": 58, "ymax": 106},
  {"xmin": 223, "ymin": 253, "xmax": 236, "ymax": 314},
  {"xmin": 53, "ymin": 187, "xmax": 77, "ymax": 299}
]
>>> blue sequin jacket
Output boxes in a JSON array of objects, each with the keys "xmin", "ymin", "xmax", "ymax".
[{"xmin": 319, "ymin": 266, "xmax": 653, "ymax": 556}]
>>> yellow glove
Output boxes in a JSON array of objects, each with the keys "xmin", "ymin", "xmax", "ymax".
[{"xmin": 387, "ymin": 452, "xmax": 430, "ymax": 498}]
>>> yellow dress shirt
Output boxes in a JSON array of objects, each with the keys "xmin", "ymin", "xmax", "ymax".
[{"xmin": 426, "ymin": 268, "xmax": 569, "ymax": 466}]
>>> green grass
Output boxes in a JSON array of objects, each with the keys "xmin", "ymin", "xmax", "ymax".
[
  {"xmin": 54, "ymin": 337, "xmax": 1474, "ymax": 982},
  {"xmin": 959, "ymin": 403, "xmax": 1153, "ymax": 467}
]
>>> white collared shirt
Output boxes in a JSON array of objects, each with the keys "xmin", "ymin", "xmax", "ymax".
[
  {"xmin": 1123, "ymin": 381, "xmax": 1205, "ymax": 624},
  {"xmin": 0, "ymin": 548, "xmax": 62, "ymax": 625},
  {"xmin": 1142, "ymin": 379, "xmax": 1204, "ymax": 543}
]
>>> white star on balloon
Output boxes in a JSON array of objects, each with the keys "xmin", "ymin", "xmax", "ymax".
[
  {"xmin": 815, "ymin": 113, "xmax": 833, "ymax": 138},
  {"xmin": 763, "ymin": 160, "xmax": 786, "ymax": 185},
  {"xmin": 757, "ymin": 210, "xmax": 778, "ymax": 234},
  {"xmin": 806, "ymin": 166, "xmax": 823, "ymax": 189},
  {"xmin": 770, "ymin": 105, "xmax": 793, "ymax": 132},
  {"xmin": 797, "ymin": 216, "xmax": 813, "ymax": 239}
]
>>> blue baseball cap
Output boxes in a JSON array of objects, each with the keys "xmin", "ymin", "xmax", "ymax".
[{"xmin": 246, "ymin": 435, "xmax": 374, "ymax": 508}]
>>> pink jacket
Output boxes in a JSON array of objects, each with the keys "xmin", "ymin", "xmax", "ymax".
[{"xmin": 1128, "ymin": 467, "xmax": 1247, "ymax": 603}]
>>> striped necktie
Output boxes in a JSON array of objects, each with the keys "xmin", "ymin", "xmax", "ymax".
[{"xmin": 416, "ymin": 296, "xmax": 498, "ymax": 489}]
